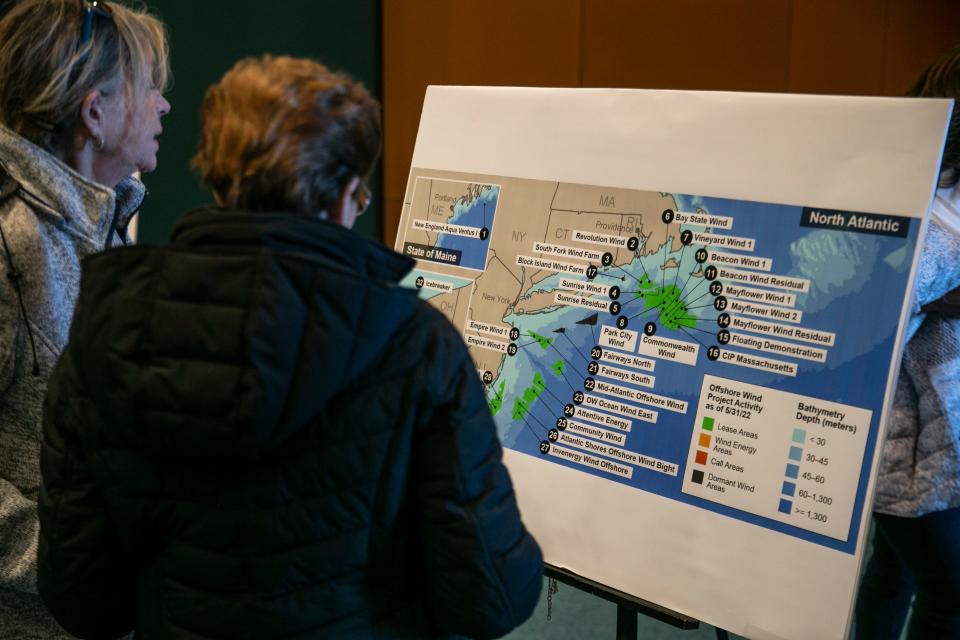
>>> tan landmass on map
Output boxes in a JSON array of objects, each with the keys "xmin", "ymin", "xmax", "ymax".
[
  {"xmin": 425, "ymin": 286, "xmax": 470, "ymax": 331},
  {"xmin": 464, "ymin": 178, "xmax": 562, "ymax": 375},
  {"xmin": 545, "ymin": 186, "xmax": 679, "ymax": 271},
  {"xmin": 470, "ymin": 342, "xmax": 508, "ymax": 383},
  {"xmin": 551, "ymin": 183, "xmax": 677, "ymax": 221},
  {"xmin": 466, "ymin": 177, "xmax": 565, "ymax": 308},
  {"xmin": 462, "ymin": 249, "xmax": 533, "ymax": 377},
  {"xmin": 466, "ymin": 257, "xmax": 523, "ymax": 323},
  {"xmin": 663, "ymin": 257, "xmax": 680, "ymax": 271},
  {"xmin": 403, "ymin": 177, "xmax": 480, "ymax": 247},
  {"xmin": 515, "ymin": 290, "xmax": 562, "ymax": 316}
]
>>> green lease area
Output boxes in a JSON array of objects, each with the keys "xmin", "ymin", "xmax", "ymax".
[
  {"xmin": 489, "ymin": 379, "xmax": 506, "ymax": 416},
  {"xmin": 512, "ymin": 372, "xmax": 547, "ymax": 420},
  {"xmin": 551, "ymin": 359, "xmax": 565, "ymax": 377},
  {"xmin": 634, "ymin": 274, "xmax": 697, "ymax": 330},
  {"xmin": 528, "ymin": 330, "xmax": 552, "ymax": 349}
]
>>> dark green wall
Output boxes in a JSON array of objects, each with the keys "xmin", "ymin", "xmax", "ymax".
[{"xmin": 140, "ymin": 0, "xmax": 382, "ymax": 243}]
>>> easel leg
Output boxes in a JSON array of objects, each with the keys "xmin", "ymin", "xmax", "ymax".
[{"xmin": 616, "ymin": 604, "xmax": 637, "ymax": 640}]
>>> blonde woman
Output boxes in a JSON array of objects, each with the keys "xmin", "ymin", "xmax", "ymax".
[{"xmin": 0, "ymin": 1, "xmax": 170, "ymax": 636}]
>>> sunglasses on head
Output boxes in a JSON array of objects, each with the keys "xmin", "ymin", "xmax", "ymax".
[
  {"xmin": 25, "ymin": 1, "xmax": 114, "ymax": 135},
  {"xmin": 80, "ymin": 0, "xmax": 112, "ymax": 45}
]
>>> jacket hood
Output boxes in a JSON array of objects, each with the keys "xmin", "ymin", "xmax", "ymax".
[
  {"xmin": 0, "ymin": 124, "xmax": 144, "ymax": 243},
  {"xmin": 73, "ymin": 209, "xmax": 420, "ymax": 461}
]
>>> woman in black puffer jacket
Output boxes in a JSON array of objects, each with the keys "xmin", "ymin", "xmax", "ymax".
[{"xmin": 37, "ymin": 55, "xmax": 543, "ymax": 640}]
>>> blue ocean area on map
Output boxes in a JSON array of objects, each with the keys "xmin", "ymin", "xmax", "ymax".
[
  {"xmin": 434, "ymin": 184, "xmax": 499, "ymax": 270},
  {"xmin": 484, "ymin": 192, "xmax": 918, "ymax": 554},
  {"xmin": 398, "ymin": 270, "xmax": 473, "ymax": 302}
]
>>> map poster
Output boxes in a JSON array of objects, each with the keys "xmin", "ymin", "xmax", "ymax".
[{"xmin": 397, "ymin": 87, "xmax": 951, "ymax": 639}]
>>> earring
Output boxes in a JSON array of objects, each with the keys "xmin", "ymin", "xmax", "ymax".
[{"xmin": 92, "ymin": 134, "xmax": 105, "ymax": 151}]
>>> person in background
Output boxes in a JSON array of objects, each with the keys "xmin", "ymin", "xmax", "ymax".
[
  {"xmin": 854, "ymin": 43, "xmax": 960, "ymax": 640},
  {"xmin": 38, "ymin": 55, "xmax": 543, "ymax": 639},
  {"xmin": 0, "ymin": 1, "xmax": 170, "ymax": 637}
]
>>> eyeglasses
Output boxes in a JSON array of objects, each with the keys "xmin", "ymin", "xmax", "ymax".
[
  {"xmin": 354, "ymin": 182, "xmax": 372, "ymax": 215},
  {"xmin": 80, "ymin": 0, "xmax": 112, "ymax": 45}
]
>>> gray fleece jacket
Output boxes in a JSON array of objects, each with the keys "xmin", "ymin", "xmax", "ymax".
[
  {"xmin": 874, "ymin": 199, "xmax": 960, "ymax": 517},
  {"xmin": 0, "ymin": 124, "xmax": 143, "ymax": 638}
]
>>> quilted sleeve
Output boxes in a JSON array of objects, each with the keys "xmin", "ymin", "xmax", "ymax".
[
  {"xmin": 412, "ymin": 329, "xmax": 543, "ymax": 639},
  {"xmin": 37, "ymin": 352, "xmax": 136, "ymax": 639}
]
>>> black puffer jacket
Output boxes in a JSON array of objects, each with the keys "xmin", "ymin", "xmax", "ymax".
[{"xmin": 37, "ymin": 210, "xmax": 543, "ymax": 639}]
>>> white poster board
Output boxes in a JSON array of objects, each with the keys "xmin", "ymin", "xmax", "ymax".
[{"xmin": 395, "ymin": 87, "xmax": 952, "ymax": 640}]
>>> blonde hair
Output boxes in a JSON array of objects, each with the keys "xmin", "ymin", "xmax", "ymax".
[
  {"xmin": 192, "ymin": 55, "xmax": 381, "ymax": 215},
  {"xmin": 0, "ymin": 0, "xmax": 170, "ymax": 152}
]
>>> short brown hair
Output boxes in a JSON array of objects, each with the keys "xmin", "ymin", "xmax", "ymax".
[
  {"xmin": 193, "ymin": 55, "xmax": 382, "ymax": 215},
  {"xmin": 909, "ymin": 43, "xmax": 960, "ymax": 187},
  {"xmin": 0, "ymin": 0, "xmax": 169, "ymax": 152}
]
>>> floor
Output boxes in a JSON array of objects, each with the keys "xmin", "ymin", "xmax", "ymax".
[{"xmin": 505, "ymin": 577, "xmax": 745, "ymax": 640}]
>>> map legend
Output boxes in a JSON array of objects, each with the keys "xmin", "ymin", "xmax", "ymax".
[
  {"xmin": 682, "ymin": 375, "xmax": 873, "ymax": 541},
  {"xmin": 691, "ymin": 415, "xmax": 712, "ymax": 484}
]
